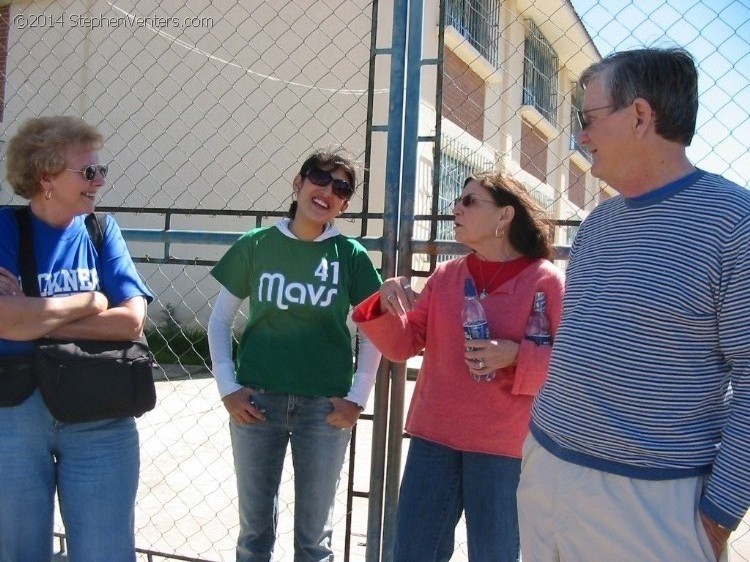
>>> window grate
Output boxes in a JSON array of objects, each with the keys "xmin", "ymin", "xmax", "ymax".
[
  {"xmin": 523, "ymin": 20, "xmax": 559, "ymax": 127},
  {"xmin": 437, "ymin": 136, "xmax": 495, "ymax": 262},
  {"xmin": 445, "ymin": 0, "xmax": 502, "ymax": 67}
]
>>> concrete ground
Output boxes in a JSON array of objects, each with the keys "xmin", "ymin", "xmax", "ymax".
[
  {"xmin": 51, "ymin": 374, "xmax": 750, "ymax": 561},
  {"xmin": 55, "ymin": 375, "xmax": 375, "ymax": 561}
]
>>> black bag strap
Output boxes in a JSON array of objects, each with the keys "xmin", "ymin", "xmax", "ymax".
[
  {"xmin": 84, "ymin": 212, "xmax": 107, "ymax": 252},
  {"xmin": 15, "ymin": 207, "xmax": 40, "ymax": 298},
  {"xmin": 15, "ymin": 208, "xmax": 107, "ymax": 298}
]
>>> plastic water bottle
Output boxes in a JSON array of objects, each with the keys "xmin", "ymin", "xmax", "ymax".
[
  {"xmin": 525, "ymin": 291, "xmax": 551, "ymax": 346},
  {"xmin": 463, "ymin": 278, "xmax": 495, "ymax": 382}
]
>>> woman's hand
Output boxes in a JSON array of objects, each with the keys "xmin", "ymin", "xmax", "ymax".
[
  {"xmin": 464, "ymin": 339, "xmax": 520, "ymax": 377},
  {"xmin": 379, "ymin": 276, "xmax": 417, "ymax": 316},
  {"xmin": 0, "ymin": 267, "xmax": 22, "ymax": 297},
  {"xmin": 222, "ymin": 387, "xmax": 267, "ymax": 425},
  {"xmin": 326, "ymin": 397, "xmax": 361, "ymax": 429}
]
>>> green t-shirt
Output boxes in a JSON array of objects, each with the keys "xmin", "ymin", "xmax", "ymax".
[{"xmin": 211, "ymin": 224, "xmax": 382, "ymax": 397}]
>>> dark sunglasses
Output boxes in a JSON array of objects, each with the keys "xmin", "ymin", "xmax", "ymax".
[
  {"xmin": 65, "ymin": 164, "xmax": 109, "ymax": 181},
  {"xmin": 305, "ymin": 167, "xmax": 354, "ymax": 200},
  {"xmin": 576, "ymin": 104, "xmax": 617, "ymax": 131},
  {"xmin": 453, "ymin": 193, "xmax": 496, "ymax": 207}
]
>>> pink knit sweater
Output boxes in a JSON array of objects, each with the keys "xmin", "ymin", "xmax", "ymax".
[{"xmin": 353, "ymin": 256, "xmax": 564, "ymax": 458}]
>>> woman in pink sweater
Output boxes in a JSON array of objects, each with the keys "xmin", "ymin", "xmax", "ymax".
[{"xmin": 353, "ymin": 172, "xmax": 564, "ymax": 562}]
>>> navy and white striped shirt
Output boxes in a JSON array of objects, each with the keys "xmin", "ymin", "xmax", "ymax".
[{"xmin": 531, "ymin": 170, "xmax": 750, "ymax": 528}]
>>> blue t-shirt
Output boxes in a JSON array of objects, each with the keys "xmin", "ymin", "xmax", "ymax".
[{"xmin": 0, "ymin": 207, "xmax": 153, "ymax": 357}]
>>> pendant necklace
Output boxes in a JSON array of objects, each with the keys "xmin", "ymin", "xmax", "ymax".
[{"xmin": 478, "ymin": 259, "xmax": 506, "ymax": 300}]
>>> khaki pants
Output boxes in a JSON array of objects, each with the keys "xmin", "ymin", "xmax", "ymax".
[{"xmin": 517, "ymin": 434, "xmax": 726, "ymax": 562}]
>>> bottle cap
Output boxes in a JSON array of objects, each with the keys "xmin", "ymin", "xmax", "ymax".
[{"xmin": 464, "ymin": 278, "xmax": 478, "ymax": 298}]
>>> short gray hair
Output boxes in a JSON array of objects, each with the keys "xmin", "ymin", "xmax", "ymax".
[{"xmin": 580, "ymin": 47, "xmax": 698, "ymax": 146}]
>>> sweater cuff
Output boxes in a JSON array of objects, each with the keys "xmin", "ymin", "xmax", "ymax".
[
  {"xmin": 352, "ymin": 292, "xmax": 383, "ymax": 323},
  {"xmin": 511, "ymin": 338, "xmax": 552, "ymax": 396},
  {"xmin": 699, "ymin": 494, "xmax": 741, "ymax": 531}
]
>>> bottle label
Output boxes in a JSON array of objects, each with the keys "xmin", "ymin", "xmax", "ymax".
[
  {"xmin": 464, "ymin": 321, "xmax": 489, "ymax": 341},
  {"xmin": 525, "ymin": 334, "xmax": 551, "ymax": 346}
]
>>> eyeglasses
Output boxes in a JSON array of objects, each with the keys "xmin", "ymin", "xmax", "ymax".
[
  {"xmin": 65, "ymin": 164, "xmax": 109, "ymax": 181},
  {"xmin": 453, "ymin": 193, "xmax": 496, "ymax": 208},
  {"xmin": 576, "ymin": 104, "xmax": 617, "ymax": 131},
  {"xmin": 305, "ymin": 167, "xmax": 355, "ymax": 200}
]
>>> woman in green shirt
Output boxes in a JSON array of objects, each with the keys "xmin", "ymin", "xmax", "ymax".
[{"xmin": 208, "ymin": 149, "xmax": 382, "ymax": 561}]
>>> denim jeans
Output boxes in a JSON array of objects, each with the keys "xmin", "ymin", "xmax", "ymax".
[
  {"xmin": 0, "ymin": 389, "xmax": 139, "ymax": 562},
  {"xmin": 392, "ymin": 437, "xmax": 521, "ymax": 562},
  {"xmin": 230, "ymin": 392, "xmax": 352, "ymax": 562}
]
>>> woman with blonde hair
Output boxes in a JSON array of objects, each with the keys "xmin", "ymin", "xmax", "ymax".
[{"xmin": 0, "ymin": 115, "xmax": 152, "ymax": 562}]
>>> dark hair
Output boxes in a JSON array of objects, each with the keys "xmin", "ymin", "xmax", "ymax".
[
  {"xmin": 580, "ymin": 47, "xmax": 698, "ymax": 146},
  {"xmin": 6, "ymin": 116, "xmax": 103, "ymax": 199},
  {"xmin": 465, "ymin": 172, "xmax": 553, "ymax": 260},
  {"xmin": 287, "ymin": 149, "xmax": 358, "ymax": 218}
]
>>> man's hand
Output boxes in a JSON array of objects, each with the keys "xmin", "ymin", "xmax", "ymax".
[{"xmin": 700, "ymin": 512, "xmax": 731, "ymax": 560}]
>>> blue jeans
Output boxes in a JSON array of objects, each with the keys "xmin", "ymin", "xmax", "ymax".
[
  {"xmin": 393, "ymin": 437, "xmax": 521, "ymax": 562},
  {"xmin": 230, "ymin": 392, "xmax": 352, "ymax": 562},
  {"xmin": 0, "ymin": 390, "xmax": 139, "ymax": 562}
]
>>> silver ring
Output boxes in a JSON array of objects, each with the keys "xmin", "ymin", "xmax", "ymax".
[
  {"xmin": 402, "ymin": 283, "xmax": 411, "ymax": 290},
  {"xmin": 477, "ymin": 360, "xmax": 484, "ymax": 369}
]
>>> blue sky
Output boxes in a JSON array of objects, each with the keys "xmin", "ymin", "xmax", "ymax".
[{"xmin": 570, "ymin": 0, "xmax": 750, "ymax": 188}]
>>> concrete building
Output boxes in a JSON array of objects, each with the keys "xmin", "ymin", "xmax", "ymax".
[{"xmin": 0, "ymin": 0, "xmax": 605, "ymax": 324}]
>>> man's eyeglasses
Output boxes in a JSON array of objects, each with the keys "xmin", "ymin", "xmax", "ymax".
[
  {"xmin": 65, "ymin": 164, "xmax": 109, "ymax": 181},
  {"xmin": 305, "ymin": 167, "xmax": 354, "ymax": 200},
  {"xmin": 453, "ymin": 193, "xmax": 495, "ymax": 208},
  {"xmin": 576, "ymin": 104, "xmax": 617, "ymax": 131}
]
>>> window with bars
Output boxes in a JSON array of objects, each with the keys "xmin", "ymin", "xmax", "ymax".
[
  {"xmin": 528, "ymin": 183, "xmax": 555, "ymax": 212},
  {"xmin": 437, "ymin": 137, "xmax": 494, "ymax": 262},
  {"xmin": 566, "ymin": 224, "xmax": 580, "ymax": 246},
  {"xmin": 570, "ymin": 81, "xmax": 584, "ymax": 152},
  {"xmin": 523, "ymin": 20, "xmax": 558, "ymax": 127},
  {"xmin": 445, "ymin": 0, "xmax": 501, "ymax": 68}
]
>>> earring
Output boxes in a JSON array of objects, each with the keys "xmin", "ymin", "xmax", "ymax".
[
  {"xmin": 45, "ymin": 189, "xmax": 52, "ymax": 200},
  {"xmin": 494, "ymin": 226, "xmax": 504, "ymax": 238}
]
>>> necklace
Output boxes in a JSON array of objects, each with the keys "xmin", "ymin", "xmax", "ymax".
[{"xmin": 477, "ymin": 259, "xmax": 506, "ymax": 300}]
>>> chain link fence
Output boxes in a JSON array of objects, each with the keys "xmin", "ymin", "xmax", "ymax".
[{"xmin": 1, "ymin": 0, "xmax": 748, "ymax": 560}]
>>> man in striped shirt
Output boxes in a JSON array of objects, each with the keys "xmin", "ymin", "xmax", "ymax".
[{"xmin": 517, "ymin": 47, "xmax": 750, "ymax": 561}]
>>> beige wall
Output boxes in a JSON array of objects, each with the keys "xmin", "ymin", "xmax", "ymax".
[
  {"xmin": 0, "ymin": 0, "xmax": 601, "ymax": 322},
  {"xmin": 0, "ymin": 0, "xmax": 385, "ymax": 326}
]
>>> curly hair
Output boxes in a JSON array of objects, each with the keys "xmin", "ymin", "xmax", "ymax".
[
  {"xmin": 466, "ymin": 172, "xmax": 553, "ymax": 260},
  {"xmin": 5, "ymin": 116, "xmax": 103, "ymax": 199}
]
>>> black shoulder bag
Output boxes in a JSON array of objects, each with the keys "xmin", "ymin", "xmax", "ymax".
[{"xmin": 15, "ymin": 207, "xmax": 156, "ymax": 422}]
